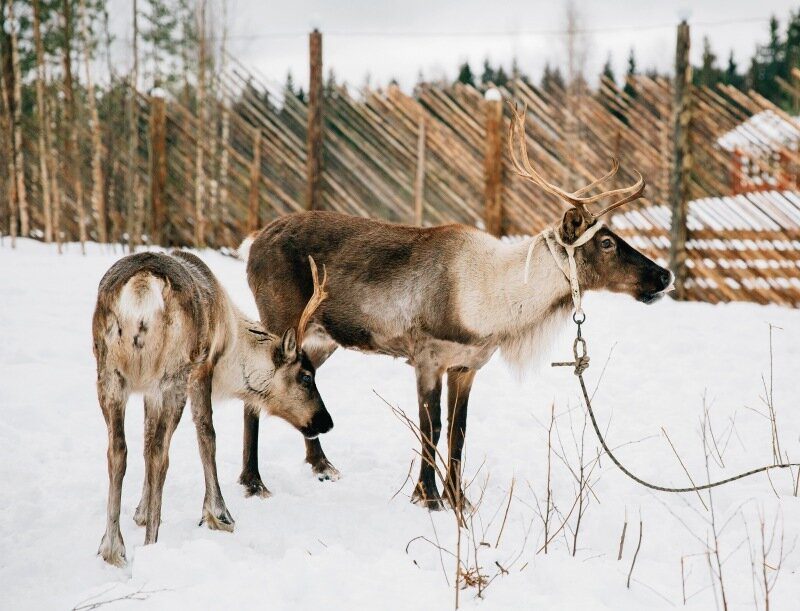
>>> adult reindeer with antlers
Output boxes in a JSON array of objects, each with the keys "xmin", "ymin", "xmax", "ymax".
[{"xmin": 239, "ymin": 107, "xmax": 673, "ymax": 510}]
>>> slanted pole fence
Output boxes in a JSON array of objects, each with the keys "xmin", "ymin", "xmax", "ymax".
[{"xmin": 3, "ymin": 25, "xmax": 799, "ymax": 307}]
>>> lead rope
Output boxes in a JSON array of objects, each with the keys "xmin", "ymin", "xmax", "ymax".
[{"xmin": 544, "ymin": 226, "xmax": 800, "ymax": 492}]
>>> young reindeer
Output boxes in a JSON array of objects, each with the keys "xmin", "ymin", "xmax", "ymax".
[
  {"xmin": 240, "ymin": 107, "xmax": 673, "ymax": 510},
  {"xmin": 92, "ymin": 250, "xmax": 332, "ymax": 566}
]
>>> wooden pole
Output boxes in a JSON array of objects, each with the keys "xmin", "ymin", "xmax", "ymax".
[
  {"xmin": 149, "ymin": 95, "xmax": 167, "ymax": 245},
  {"xmin": 669, "ymin": 20, "xmax": 692, "ymax": 300},
  {"xmin": 248, "ymin": 127, "xmax": 261, "ymax": 233},
  {"xmin": 483, "ymin": 96, "xmax": 504, "ymax": 237},
  {"xmin": 306, "ymin": 29, "xmax": 323, "ymax": 211},
  {"xmin": 413, "ymin": 118, "xmax": 426, "ymax": 225}
]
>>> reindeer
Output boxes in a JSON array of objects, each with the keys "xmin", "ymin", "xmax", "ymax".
[
  {"xmin": 239, "ymin": 107, "xmax": 673, "ymax": 510},
  {"xmin": 92, "ymin": 250, "xmax": 332, "ymax": 566}
]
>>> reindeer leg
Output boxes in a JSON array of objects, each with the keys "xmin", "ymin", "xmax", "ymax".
[
  {"xmin": 238, "ymin": 407, "xmax": 271, "ymax": 498},
  {"xmin": 411, "ymin": 366, "xmax": 445, "ymax": 511},
  {"xmin": 444, "ymin": 367, "xmax": 476, "ymax": 511},
  {"xmin": 305, "ymin": 438, "xmax": 340, "ymax": 481},
  {"xmin": 191, "ymin": 374, "xmax": 234, "ymax": 530},
  {"xmin": 133, "ymin": 397, "xmax": 156, "ymax": 527},
  {"xmin": 143, "ymin": 379, "xmax": 186, "ymax": 545},
  {"xmin": 97, "ymin": 370, "xmax": 129, "ymax": 567},
  {"xmin": 303, "ymin": 332, "xmax": 340, "ymax": 481}
]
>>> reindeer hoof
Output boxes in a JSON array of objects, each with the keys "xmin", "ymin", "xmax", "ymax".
[
  {"xmin": 411, "ymin": 484, "xmax": 445, "ymax": 511},
  {"xmin": 443, "ymin": 491, "xmax": 473, "ymax": 513},
  {"xmin": 200, "ymin": 506, "xmax": 235, "ymax": 532},
  {"xmin": 133, "ymin": 505, "xmax": 147, "ymax": 527},
  {"xmin": 311, "ymin": 459, "xmax": 341, "ymax": 482},
  {"xmin": 98, "ymin": 533, "xmax": 127, "ymax": 567},
  {"xmin": 239, "ymin": 472, "xmax": 272, "ymax": 499}
]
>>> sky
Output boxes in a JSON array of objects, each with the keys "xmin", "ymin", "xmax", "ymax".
[{"xmin": 107, "ymin": 0, "xmax": 799, "ymax": 92}]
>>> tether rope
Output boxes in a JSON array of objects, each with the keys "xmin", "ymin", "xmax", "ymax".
[{"xmin": 554, "ymin": 318, "xmax": 800, "ymax": 493}]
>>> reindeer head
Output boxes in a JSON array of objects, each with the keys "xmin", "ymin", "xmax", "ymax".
[
  {"xmin": 243, "ymin": 257, "xmax": 333, "ymax": 438},
  {"xmin": 509, "ymin": 106, "xmax": 673, "ymax": 304}
]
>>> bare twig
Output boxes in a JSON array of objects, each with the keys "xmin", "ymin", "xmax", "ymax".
[
  {"xmin": 661, "ymin": 427, "xmax": 708, "ymax": 511},
  {"xmin": 617, "ymin": 507, "xmax": 628, "ymax": 561},
  {"xmin": 626, "ymin": 515, "xmax": 643, "ymax": 589},
  {"xmin": 494, "ymin": 477, "xmax": 515, "ymax": 548}
]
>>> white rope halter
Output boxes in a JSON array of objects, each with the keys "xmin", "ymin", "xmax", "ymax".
[{"xmin": 524, "ymin": 220, "xmax": 605, "ymax": 318}]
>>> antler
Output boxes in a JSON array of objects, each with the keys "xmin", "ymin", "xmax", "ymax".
[
  {"xmin": 296, "ymin": 256, "xmax": 328, "ymax": 349},
  {"xmin": 507, "ymin": 104, "xmax": 645, "ymax": 219}
]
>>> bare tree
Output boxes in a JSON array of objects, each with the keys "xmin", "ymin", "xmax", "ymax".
[
  {"xmin": 79, "ymin": 0, "xmax": 107, "ymax": 243},
  {"xmin": 562, "ymin": 0, "xmax": 589, "ymax": 192},
  {"xmin": 126, "ymin": 0, "xmax": 140, "ymax": 251},
  {"xmin": 194, "ymin": 0, "xmax": 208, "ymax": 248},
  {"xmin": 32, "ymin": 0, "xmax": 53, "ymax": 242},
  {"xmin": 0, "ymin": 5, "xmax": 17, "ymax": 246},
  {"xmin": 62, "ymin": 0, "xmax": 87, "ymax": 252},
  {"xmin": 7, "ymin": 0, "xmax": 28, "ymax": 237},
  {"xmin": 218, "ymin": 0, "xmax": 231, "ymax": 245}
]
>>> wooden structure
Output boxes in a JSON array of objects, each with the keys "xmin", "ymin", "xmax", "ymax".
[{"xmin": 3, "ymin": 28, "xmax": 800, "ymax": 308}]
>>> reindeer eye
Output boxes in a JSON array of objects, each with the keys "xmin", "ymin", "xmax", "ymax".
[
  {"xmin": 600, "ymin": 237, "xmax": 614, "ymax": 250},
  {"xmin": 300, "ymin": 372, "xmax": 312, "ymax": 387}
]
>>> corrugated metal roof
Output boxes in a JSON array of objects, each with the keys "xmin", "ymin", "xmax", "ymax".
[
  {"xmin": 717, "ymin": 110, "xmax": 800, "ymax": 155},
  {"xmin": 611, "ymin": 190, "xmax": 800, "ymax": 233}
]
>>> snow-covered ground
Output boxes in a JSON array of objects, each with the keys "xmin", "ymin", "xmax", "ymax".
[{"xmin": 1, "ymin": 238, "xmax": 799, "ymax": 610}]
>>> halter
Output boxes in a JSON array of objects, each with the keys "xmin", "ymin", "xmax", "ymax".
[{"xmin": 524, "ymin": 220, "xmax": 605, "ymax": 318}]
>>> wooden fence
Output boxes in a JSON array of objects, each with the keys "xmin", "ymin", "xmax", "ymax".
[{"xmin": 3, "ymin": 29, "xmax": 800, "ymax": 307}]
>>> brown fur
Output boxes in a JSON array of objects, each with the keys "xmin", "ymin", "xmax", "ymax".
[{"xmin": 241, "ymin": 210, "xmax": 671, "ymax": 509}]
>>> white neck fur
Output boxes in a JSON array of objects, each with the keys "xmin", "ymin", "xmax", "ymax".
[{"xmin": 456, "ymin": 230, "xmax": 574, "ymax": 370}]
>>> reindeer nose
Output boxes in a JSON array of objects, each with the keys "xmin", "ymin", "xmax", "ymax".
[
  {"xmin": 308, "ymin": 408, "xmax": 333, "ymax": 436},
  {"xmin": 658, "ymin": 269, "xmax": 672, "ymax": 289}
]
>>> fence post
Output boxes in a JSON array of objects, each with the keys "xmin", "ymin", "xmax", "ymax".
[
  {"xmin": 413, "ymin": 118, "xmax": 426, "ymax": 225},
  {"xmin": 306, "ymin": 29, "xmax": 323, "ymax": 211},
  {"xmin": 248, "ymin": 127, "xmax": 261, "ymax": 233},
  {"xmin": 669, "ymin": 20, "xmax": 692, "ymax": 300},
  {"xmin": 483, "ymin": 92, "xmax": 504, "ymax": 237},
  {"xmin": 149, "ymin": 95, "xmax": 166, "ymax": 245}
]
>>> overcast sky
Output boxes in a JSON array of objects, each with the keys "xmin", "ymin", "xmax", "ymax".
[{"xmin": 108, "ymin": 0, "xmax": 799, "ymax": 92}]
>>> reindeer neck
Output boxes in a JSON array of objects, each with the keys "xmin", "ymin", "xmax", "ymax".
[
  {"xmin": 457, "ymin": 230, "xmax": 572, "ymax": 339},
  {"xmin": 212, "ymin": 303, "xmax": 270, "ymax": 400}
]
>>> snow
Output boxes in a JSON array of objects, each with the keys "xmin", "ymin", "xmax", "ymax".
[
  {"xmin": 1, "ymin": 238, "xmax": 799, "ymax": 610},
  {"xmin": 717, "ymin": 110, "xmax": 800, "ymax": 156}
]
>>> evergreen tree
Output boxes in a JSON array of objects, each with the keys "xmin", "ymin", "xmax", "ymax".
[
  {"xmin": 750, "ymin": 16, "xmax": 783, "ymax": 102},
  {"xmin": 723, "ymin": 51, "xmax": 745, "ymax": 89},
  {"xmin": 623, "ymin": 48, "xmax": 637, "ymax": 98},
  {"xmin": 695, "ymin": 36, "xmax": 722, "ymax": 87},
  {"xmin": 141, "ymin": 0, "xmax": 179, "ymax": 90},
  {"xmin": 494, "ymin": 65, "xmax": 508, "ymax": 88},
  {"xmin": 455, "ymin": 61, "xmax": 475, "ymax": 87},
  {"xmin": 480, "ymin": 59, "xmax": 495, "ymax": 87},
  {"xmin": 324, "ymin": 67, "xmax": 337, "ymax": 96},
  {"xmin": 601, "ymin": 54, "xmax": 615, "ymax": 85},
  {"xmin": 540, "ymin": 62, "xmax": 565, "ymax": 94}
]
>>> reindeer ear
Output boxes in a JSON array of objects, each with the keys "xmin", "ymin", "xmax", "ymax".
[
  {"xmin": 560, "ymin": 208, "xmax": 589, "ymax": 244},
  {"xmin": 280, "ymin": 328, "xmax": 298, "ymax": 362}
]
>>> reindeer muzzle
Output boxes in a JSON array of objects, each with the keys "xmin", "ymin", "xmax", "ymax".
[{"xmin": 300, "ymin": 408, "xmax": 334, "ymax": 439}]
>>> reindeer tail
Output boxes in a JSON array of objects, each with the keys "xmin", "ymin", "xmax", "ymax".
[{"xmin": 116, "ymin": 272, "xmax": 166, "ymax": 349}]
